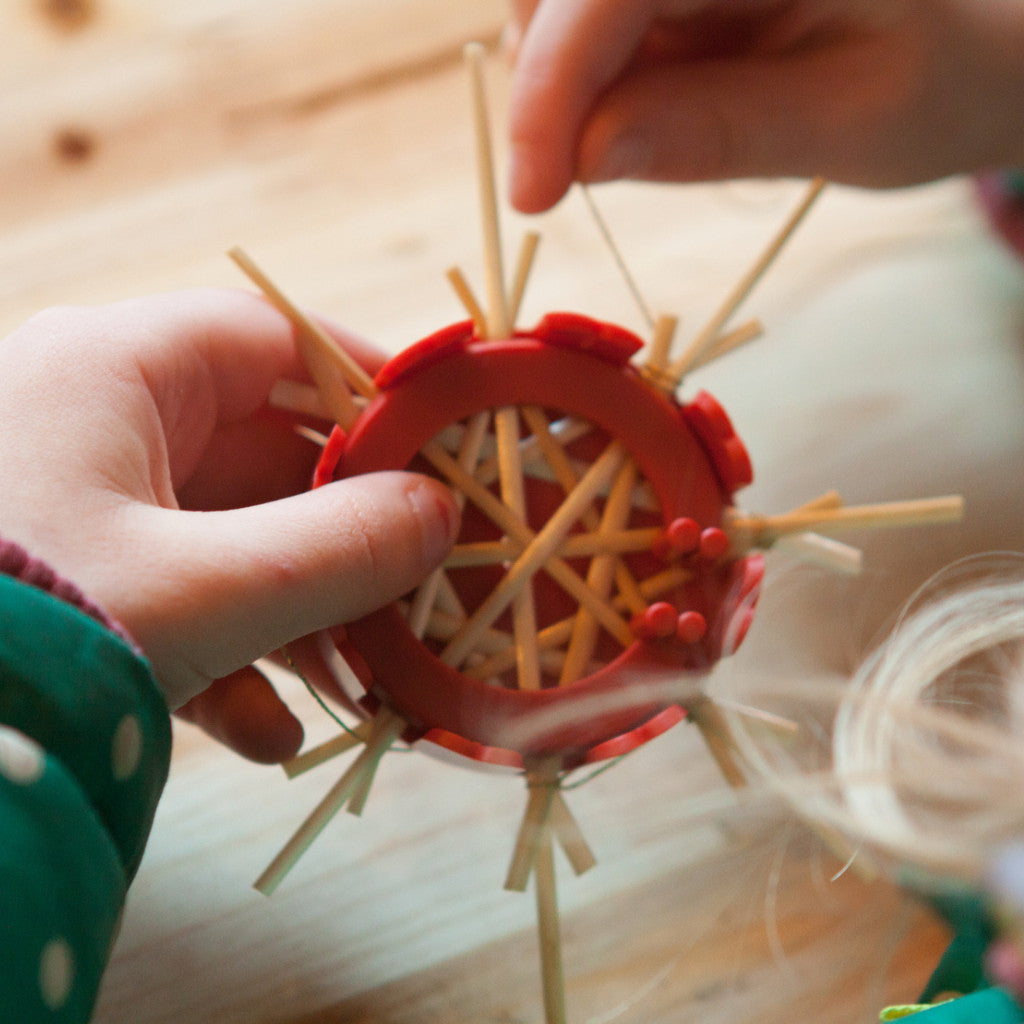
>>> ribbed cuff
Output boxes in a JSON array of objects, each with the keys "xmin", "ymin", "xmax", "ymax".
[{"xmin": 0, "ymin": 538, "xmax": 138, "ymax": 652}]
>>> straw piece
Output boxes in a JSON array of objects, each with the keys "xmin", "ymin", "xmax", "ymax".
[
  {"xmin": 509, "ymin": 231, "xmax": 541, "ymax": 326},
  {"xmin": 496, "ymin": 404, "xmax": 542, "ymax": 690},
  {"xmin": 229, "ymin": 248, "xmax": 375, "ymax": 427},
  {"xmin": 686, "ymin": 317, "xmax": 764, "ymax": 374},
  {"xmin": 728, "ymin": 496, "xmax": 964, "ymax": 546},
  {"xmin": 445, "ymin": 266, "xmax": 487, "ymax": 334},
  {"xmin": 464, "ymin": 42, "xmax": 510, "ymax": 339},
  {"xmin": 559, "ymin": 458, "xmax": 639, "ymax": 685},
  {"xmin": 283, "ymin": 724, "xmax": 372, "ymax": 779},
  {"xmin": 505, "ymin": 781, "xmax": 557, "ymax": 892},
  {"xmin": 422, "ymin": 439, "xmax": 633, "ymax": 647},
  {"xmin": 254, "ymin": 709, "xmax": 404, "ymax": 895},
  {"xmin": 549, "ymin": 792, "xmax": 597, "ymax": 875},
  {"xmin": 668, "ymin": 178, "xmax": 826, "ymax": 382},
  {"xmin": 407, "ymin": 411, "xmax": 490, "ymax": 638},
  {"xmin": 534, "ymin": 834, "xmax": 568, "ymax": 1024},
  {"xmin": 687, "ymin": 697, "xmax": 747, "ymax": 788},
  {"xmin": 440, "ymin": 441, "xmax": 630, "ymax": 667}
]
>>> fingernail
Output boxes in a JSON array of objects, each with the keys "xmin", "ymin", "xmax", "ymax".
[{"xmin": 408, "ymin": 479, "xmax": 460, "ymax": 565}]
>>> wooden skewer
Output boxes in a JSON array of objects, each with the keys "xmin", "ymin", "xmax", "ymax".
[
  {"xmin": 413, "ymin": 601, "xmax": 512, "ymax": 651},
  {"xmin": 445, "ymin": 523, "xmax": 666, "ymax": 568},
  {"xmin": 727, "ymin": 495, "xmax": 964, "ymax": 548},
  {"xmin": 668, "ymin": 177, "xmax": 826, "ymax": 383},
  {"xmin": 534, "ymin": 833, "xmax": 568, "ymax": 1024},
  {"xmin": 268, "ymin": 378, "xmax": 333, "ymax": 419},
  {"xmin": 422, "ymin": 439, "xmax": 635, "ymax": 648},
  {"xmin": 560, "ymin": 458, "xmax": 639, "ymax": 685},
  {"xmin": 509, "ymin": 231, "xmax": 541, "ymax": 326},
  {"xmin": 685, "ymin": 316, "xmax": 764, "ymax": 374},
  {"xmin": 283, "ymin": 724, "xmax": 373, "ymax": 779},
  {"xmin": 255, "ymin": 709, "xmax": 405, "ymax": 895},
  {"xmin": 292, "ymin": 424, "xmax": 331, "ymax": 448},
  {"xmin": 346, "ymin": 709, "xmax": 406, "ymax": 817},
  {"xmin": 549, "ymin": 792, "xmax": 597, "ymax": 876},
  {"xmin": 496, "ymin": 405, "xmax": 543, "ymax": 689},
  {"xmin": 505, "ymin": 778, "xmax": 558, "ymax": 892},
  {"xmin": 441, "ymin": 441, "xmax": 631, "ymax": 667},
  {"xmin": 642, "ymin": 314, "xmax": 679, "ymax": 381},
  {"xmin": 464, "ymin": 42, "xmax": 510, "ymax": 339},
  {"xmin": 229, "ymin": 247, "xmax": 375, "ymax": 429},
  {"xmin": 519, "ymin": 406, "xmax": 648, "ymax": 613},
  {"xmin": 464, "ymin": 565, "xmax": 695, "ymax": 679},
  {"xmin": 445, "ymin": 266, "xmax": 487, "ymax": 333},
  {"xmin": 687, "ymin": 696, "xmax": 747, "ymax": 788},
  {"xmin": 407, "ymin": 411, "xmax": 489, "ymax": 638}
]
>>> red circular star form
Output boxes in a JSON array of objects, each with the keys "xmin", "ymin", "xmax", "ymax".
[{"xmin": 315, "ymin": 313, "xmax": 762, "ymax": 769}]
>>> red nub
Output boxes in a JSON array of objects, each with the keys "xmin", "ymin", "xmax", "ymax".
[
  {"xmin": 699, "ymin": 527, "xmax": 729, "ymax": 560},
  {"xmin": 675, "ymin": 610, "xmax": 707, "ymax": 644},
  {"xmin": 666, "ymin": 516, "xmax": 701, "ymax": 554}
]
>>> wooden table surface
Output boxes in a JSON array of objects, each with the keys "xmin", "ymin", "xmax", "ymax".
[{"xmin": 4, "ymin": 3, "xmax": 1024, "ymax": 1022}]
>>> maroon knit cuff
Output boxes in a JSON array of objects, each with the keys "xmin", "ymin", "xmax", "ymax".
[
  {"xmin": 976, "ymin": 171, "xmax": 1024, "ymax": 260},
  {"xmin": 0, "ymin": 538, "xmax": 139, "ymax": 652}
]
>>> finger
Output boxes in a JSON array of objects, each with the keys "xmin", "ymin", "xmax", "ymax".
[
  {"xmin": 176, "ymin": 412, "xmax": 323, "ymax": 511},
  {"xmin": 574, "ymin": 41, "xmax": 921, "ymax": 188},
  {"xmin": 120, "ymin": 471, "xmax": 461, "ymax": 707},
  {"xmin": 176, "ymin": 665, "xmax": 304, "ymax": 764},
  {"xmin": 508, "ymin": 0, "xmax": 658, "ymax": 212},
  {"xmin": 104, "ymin": 288, "xmax": 381, "ymax": 489}
]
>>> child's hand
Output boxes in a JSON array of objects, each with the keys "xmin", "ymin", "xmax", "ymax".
[
  {"xmin": 507, "ymin": 0, "xmax": 1024, "ymax": 213},
  {"xmin": 0, "ymin": 289, "xmax": 459, "ymax": 761}
]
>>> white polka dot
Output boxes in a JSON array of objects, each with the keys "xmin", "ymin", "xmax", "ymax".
[
  {"xmin": 0, "ymin": 726, "xmax": 44, "ymax": 785},
  {"xmin": 39, "ymin": 937, "xmax": 74, "ymax": 1010},
  {"xmin": 111, "ymin": 715, "xmax": 142, "ymax": 781}
]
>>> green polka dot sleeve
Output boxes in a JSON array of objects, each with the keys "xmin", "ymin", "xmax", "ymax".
[{"xmin": 0, "ymin": 574, "xmax": 172, "ymax": 1022}]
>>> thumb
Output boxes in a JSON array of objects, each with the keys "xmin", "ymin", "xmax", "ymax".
[{"xmin": 126, "ymin": 471, "xmax": 460, "ymax": 707}]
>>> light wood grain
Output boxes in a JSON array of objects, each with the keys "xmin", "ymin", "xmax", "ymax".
[{"xmin": 3, "ymin": 2, "xmax": 1024, "ymax": 1023}]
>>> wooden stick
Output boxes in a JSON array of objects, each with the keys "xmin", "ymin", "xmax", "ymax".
[
  {"xmin": 255, "ymin": 709, "xmax": 405, "ymax": 895},
  {"xmin": 685, "ymin": 317, "xmax": 764, "ymax": 374},
  {"xmin": 505, "ymin": 780, "xmax": 558, "ymax": 892},
  {"xmin": 346, "ymin": 709, "xmax": 406, "ymax": 816},
  {"xmin": 464, "ymin": 564, "xmax": 696, "ymax": 679},
  {"xmin": 292, "ymin": 424, "xmax": 331, "ymax": 448},
  {"xmin": 559, "ymin": 458, "xmax": 638, "ymax": 685},
  {"xmin": 727, "ymin": 495, "xmax": 964, "ymax": 546},
  {"xmin": 229, "ymin": 247, "xmax": 376, "ymax": 425},
  {"xmin": 509, "ymin": 231, "xmax": 541, "ymax": 326},
  {"xmin": 445, "ymin": 524, "xmax": 666, "ymax": 568},
  {"xmin": 668, "ymin": 177, "xmax": 826, "ymax": 382},
  {"xmin": 520, "ymin": 406, "xmax": 647, "ymax": 613},
  {"xmin": 441, "ymin": 441, "xmax": 631, "ymax": 667},
  {"xmin": 445, "ymin": 266, "xmax": 487, "ymax": 333},
  {"xmin": 421, "ymin": 439, "xmax": 634, "ymax": 646},
  {"xmin": 407, "ymin": 411, "xmax": 489, "ymax": 638},
  {"xmin": 642, "ymin": 314, "xmax": 678, "ymax": 380},
  {"xmin": 549, "ymin": 792, "xmax": 597, "ymax": 876},
  {"xmin": 268, "ymin": 378, "xmax": 333, "ymax": 419},
  {"xmin": 464, "ymin": 42, "xmax": 510, "ymax": 339},
  {"xmin": 687, "ymin": 696, "xmax": 747, "ymax": 788},
  {"xmin": 534, "ymin": 832, "xmax": 568, "ymax": 1024},
  {"xmin": 496, "ymin": 404, "xmax": 543, "ymax": 689},
  {"xmin": 283, "ymin": 724, "xmax": 372, "ymax": 779}
]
